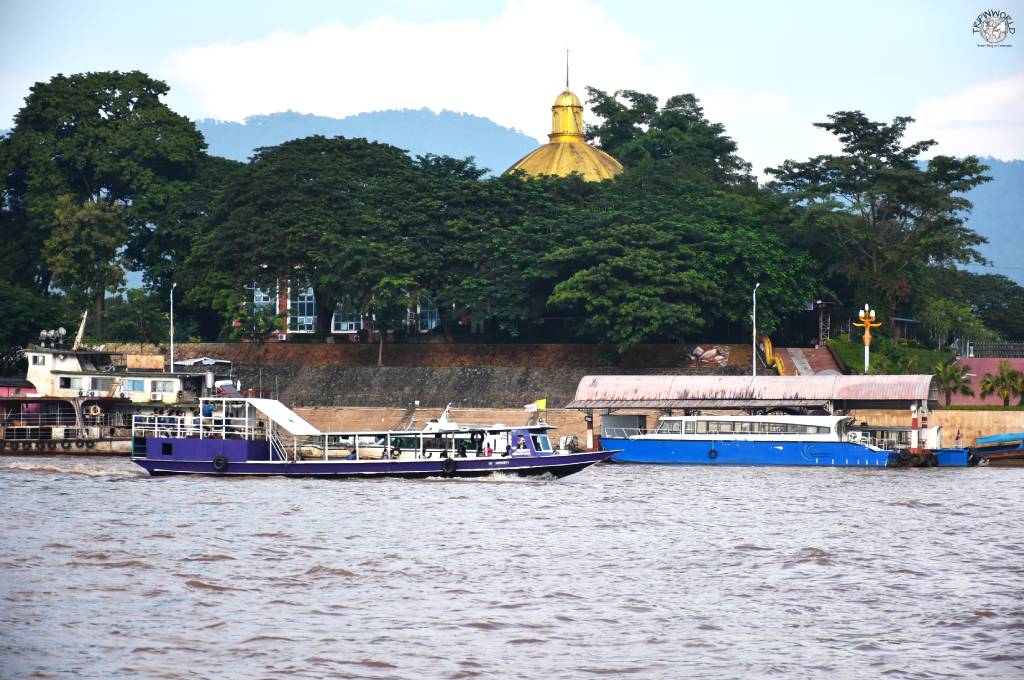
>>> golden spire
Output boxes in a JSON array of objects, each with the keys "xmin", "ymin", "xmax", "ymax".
[{"xmin": 504, "ymin": 55, "xmax": 624, "ymax": 182}]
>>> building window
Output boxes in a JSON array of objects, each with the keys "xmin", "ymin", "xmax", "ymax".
[
  {"xmin": 31, "ymin": 355, "xmax": 45, "ymax": 366},
  {"xmin": 418, "ymin": 305, "xmax": 440, "ymax": 332},
  {"xmin": 288, "ymin": 287, "xmax": 316, "ymax": 333},
  {"xmin": 332, "ymin": 303, "xmax": 362, "ymax": 333},
  {"xmin": 247, "ymin": 283, "xmax": 277, "ymax": 314},
  {"xmin": 152, "ymin": 380, "xmax": 175, "ymax": 393},
  {"xmin": 124, "ymin": 379, "xmax": 146, "ymax": 393}
]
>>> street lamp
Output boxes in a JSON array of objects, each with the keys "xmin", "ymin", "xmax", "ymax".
[
  {"xmin": 752, "ymin": 282, "xmax": 761, "ymax": 377},
  {"xmin": 170, "ymin": 283, "xmax": 177, "ymax": 374},
  {"xmin": 852, "ymin": 303, "xmax": 881, "ymax": 374}
]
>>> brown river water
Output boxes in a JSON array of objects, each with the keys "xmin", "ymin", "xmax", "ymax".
[{"xmin": 1, "ymin": 456, "xmax": 1022, "ymax": 679}]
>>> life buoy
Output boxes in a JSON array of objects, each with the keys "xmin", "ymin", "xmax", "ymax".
[
  {"xmin": 87, "ymin": 405, "xmax": 102, "ymax": 417},
  {"xmin": 84, "ymin": 441, "xmax": 95, "ymax": 449},
  {"xmin": 74, "ymin": 441, "xmax": 85, "ymax": 449},
  {"xmin": 212, "ymin": 456, "xmax": 229, "ymax": 473},
  {"xmin": 441, "ymin": 457, "xmax": 457, "ymax": 476},
  {"xmin": 60, "ymin": 441, "xmax": 71, "ymax": 449},
  {"xmin": 708, "ymin": 449, "xmax": 718, "ymax": 460},
  {"xmin": 421, "ymin": 450, "xmax": 432, "ymax": 459}
]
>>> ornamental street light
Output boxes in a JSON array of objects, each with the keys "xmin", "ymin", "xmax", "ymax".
[
  {"xmin": 170, "ymin": 283, "xmax": 177, "ymax": 374},
  {"xmin": 852, "ymin": 303, "xmax": 881, "ymax": 374},
  {"xmin": 752, "ymin": 282, "xmax": 761, "ymax": 377}
]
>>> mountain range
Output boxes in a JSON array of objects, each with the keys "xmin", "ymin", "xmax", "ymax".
[{"xmin": 195, "ymin": 109, "xmax": 539, "ymax": 176}]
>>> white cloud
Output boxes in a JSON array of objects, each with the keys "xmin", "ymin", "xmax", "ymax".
[
  {"xmin": 166, "ymin": 0, "xmax": 687, "ymax": 142},
  {"xmin": 909, "ymin": 75, "xmax": 1024, "ymax": 159}
]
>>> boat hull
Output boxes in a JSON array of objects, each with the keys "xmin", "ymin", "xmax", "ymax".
[
  {"xmin": 606, "ymin": 437, "xmax": 896, "ymax": 467},
  {"xmin": 131, "ymin": 438, "xmax": 615, "ymax": 479}
]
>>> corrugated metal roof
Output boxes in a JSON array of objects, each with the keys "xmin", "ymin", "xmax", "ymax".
[{"xmin": 566, "ymin": 375, "xmax": 936, "ymax": 409}]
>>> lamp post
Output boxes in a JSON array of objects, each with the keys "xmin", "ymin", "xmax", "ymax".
[
  {"xmin": 852, "ymin": 303, "xmax": 881, "ymax": 374},
  {"xmin": 752, "ymin": 282, "xmax": 761, "ymax": 377},
  {"xmin": 170, "ymin": 283, "xmax": 177, "ymax": 373}
]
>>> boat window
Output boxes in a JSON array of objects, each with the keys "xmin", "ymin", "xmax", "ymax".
[
  {"xmin": 152, "ymin": 380, "xmax": 175, "ymax": 393},
  {"xmin": 59, "ymin": 377, "xmax": 83, "ymax": 390},
  {"xmin": 684, "ymin": 421, "xmax": 696, "ymax": 434},
  {"xmin": 31, "ymin": 355, "xmax": 45, "ymax": 366},
  {"xmin": 715, "ymin": 422, "xmax": 734, "ymax": 433},
  {"xmin": 531, "ymin": 435, "xmax": 552, "ymax": 452},
  {"xmin": 656, "ymin": 420, "xmax": 681, "ymax": 434},
  {"xmin": 161, "ymin": 443, "xmax": 173, "ymax": 456},
  {"xmin": 124, "ymin": 379, "xmax": 145, "ymax": 393},
  {"xmin": 768, "ymin": 422, "xmax": 786, "ymax": 434},
  {"xmin": 92, "ymin": 377, "xmax": 114, "ymax": 392},
  {"xmin": 737, "ymin": 421, "xmax": 753, "ymax": 433},
  {"xmin": 696, "ymin": 421, "xmax": 708, "ymax": 434}
]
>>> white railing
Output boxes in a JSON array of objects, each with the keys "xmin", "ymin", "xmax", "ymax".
[{"xmin": 131, "ymin": 414, "xmax": 263, "ymax": 441}]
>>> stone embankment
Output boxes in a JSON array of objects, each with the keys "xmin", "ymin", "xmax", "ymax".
[{"xmin": 175, "ymin": 342, "xmax": 750, "ymax": 409}]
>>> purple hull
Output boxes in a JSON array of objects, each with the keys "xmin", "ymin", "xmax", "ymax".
[{"xmin": 132, "ymin": 437, "xmax": 614, "ymax": 479}]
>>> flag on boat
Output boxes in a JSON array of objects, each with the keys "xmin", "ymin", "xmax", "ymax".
[{"xmin": 523, "ymin": 399, "xmax": 547, "ymax": 412}]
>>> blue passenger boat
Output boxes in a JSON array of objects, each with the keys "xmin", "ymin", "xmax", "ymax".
[
  {"xmin": 130, "ymin": 397, "xmax": 615, "ymax": 479},
  {"xmin": 603, "ymin": 414, "xmax": 966, "ymax": 467}
]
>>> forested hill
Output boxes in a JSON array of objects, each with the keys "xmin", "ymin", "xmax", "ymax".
[
  {"xmin": 195, "ymin": 109, "xmax": 539, "ymax": 175},
  {"xmin": 963, "ymin": 158, "xmax": 1024, "ymax": 284}
]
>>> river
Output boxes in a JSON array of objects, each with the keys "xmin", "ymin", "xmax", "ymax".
[{"xmin": 1, "ymin": 457, "xmax": 1022, "ymax": 679}]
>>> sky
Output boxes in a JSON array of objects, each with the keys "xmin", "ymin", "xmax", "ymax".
[{"xmin": 1, "ymin": 0, "xmax": 1023, "ymax": 175}]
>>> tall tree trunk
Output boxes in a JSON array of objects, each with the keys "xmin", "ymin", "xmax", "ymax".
[
  {"xmin": 378, "ymin": 331, "xmax": 385, "ymax": 367},
  {"xmin": 313, "ymin": 288, "xmax": 335, "ymax": 341},
  {"xmin": 93, "ymin": 290, "xmax": 105, "ymax": 339}
]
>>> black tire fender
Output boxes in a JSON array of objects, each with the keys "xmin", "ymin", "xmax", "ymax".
[
  {"xmin": 212, "ymin": 455, "xmax": 229, "ymax": 473},
  {"xmin": 60, "ymin": 441, "xmax": 71, "ymax": 449},
  {"xmin": 74, "ymin": 441, "xmax": 85, "ymax": 449},
  {"xmin": 84, "ymin": 441, "xmax": 95, "ymax": 449},
  {"xmin": 47, "ymin": 441, "xmax": 57, "ymax": 450},
  {"xmin": 441, "ymin": 457, "xmax": 457, "ymax": 476},
  {"xmin": 708, "ymin": 449, "xmax": 718, "ymax": 460}
]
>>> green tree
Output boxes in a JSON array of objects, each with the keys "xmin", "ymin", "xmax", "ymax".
[
  {"xmin": 766, "ymin": 112, "xmax": 990, "ymax": 322},
  {"xmin": 585, "ymin": 89, "xmax": 752, "ymax": 186},
  {"xmin": 186, "ymin": 136, "xmax": 422, "ymax": 340},
  {"xmin": 367, "ymin": 276, "xmax": 415, "ymax": 366},
  {"xmin": 979, "ymin": 360, "xmax": 1024, "ymax": 407},
  {"xmin": 1, "ymin": 71, "xmax": 205, "ymax": 336},
  {"xmin": 104, "ymin": 289, "xmax": 170, "ymax": 349},
  {"xmin": 933, "ymin": 361, "xmax": 975, "ymax": 406}
]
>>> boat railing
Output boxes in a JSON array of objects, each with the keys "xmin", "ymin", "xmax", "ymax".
[
  {"xmin": 131, "ymin": 414, "xmax": 265, "ymax": 441},
  {"xmin": 1, "ymin": 413, "xmax": 80, "ymax": 427}
]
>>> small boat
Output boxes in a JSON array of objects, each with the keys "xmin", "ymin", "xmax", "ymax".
[
  {"xmin": 130, "ymin": 397, "xmax": 616, "ymax": 479},
  {"xmin": 972, "ymin": 432, "xmax": 1024, "ymax": 466},
  {"xmin": 602, "ymin": 414, "xmax": 966, "ymax": 467}
]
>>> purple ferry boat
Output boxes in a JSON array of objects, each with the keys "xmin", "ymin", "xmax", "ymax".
[{"xmin": 130, "ymin": 398, "xmax": 615, "ymax": 479}]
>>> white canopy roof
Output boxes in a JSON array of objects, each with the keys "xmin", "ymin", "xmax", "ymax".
[{"xmin": 246, "ymin": 398, "xmax": 321, "ymax": 436}]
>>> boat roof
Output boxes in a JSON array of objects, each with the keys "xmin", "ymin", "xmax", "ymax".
[
  {"xmin": 567, "ymin": 375, "xmax": 937, "ymax": 408},
  {"xmin": 245, "ymin": 398, "xmax": 321, "ymax": 436},
  {"xmin": 658, "ymin": 414, "xmax": 850, "ymax": 426},
  {"xmin": 975, "ymin": 432, "xmax": 1024, "ymax": 445}
]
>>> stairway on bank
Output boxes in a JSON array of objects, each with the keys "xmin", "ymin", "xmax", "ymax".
[{"xmin": 781, "ymin": 347, "xmax": 843, "ymax": 375}]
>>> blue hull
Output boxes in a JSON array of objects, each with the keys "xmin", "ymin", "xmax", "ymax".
[{"xmin": 606, "ymin": 438, "xmax": 894, "ymax": 467}]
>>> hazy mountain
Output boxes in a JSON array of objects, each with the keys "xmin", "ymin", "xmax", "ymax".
[
  {"xmin": 195, "ymin": 109, "xmax": 540, "ymax": 176},
  {"xmin": 962, "ymin": 158, "xmax": 1024, "ymax": 284}
]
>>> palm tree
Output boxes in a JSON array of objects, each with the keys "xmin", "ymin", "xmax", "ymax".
[
  {"xmin": 933, "ymin": 361, "xmax": 975, "ymax": 406},
  {"xmin": 979, "ymin": 360, "xmax": 1024, "ymax": 407}
]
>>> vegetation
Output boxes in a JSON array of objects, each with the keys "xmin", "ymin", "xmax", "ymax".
[
  {"xmin": 828, "ymin": 336, "xmax": 953, "ymax": 375},
  {"xmin": 1, "ymin": 70, "xmax": 1019, "ymax": 370},
  {"xmin": 933, "ymin": 361, "xmax": 975, "ymax": 406},
  {"xmin": 979, "ymin": 360, "xmax": 1024, "ymax": 407}
]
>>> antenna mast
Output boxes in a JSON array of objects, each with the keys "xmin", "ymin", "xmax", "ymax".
[{"xmin": 566, "ymin": 48, "xmax": 570, "ymax": 89}]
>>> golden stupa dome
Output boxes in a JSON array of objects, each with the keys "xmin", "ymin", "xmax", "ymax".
[{"xmin": 505, "ymin": 87, "xmax": 623, "ymax": 182}]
